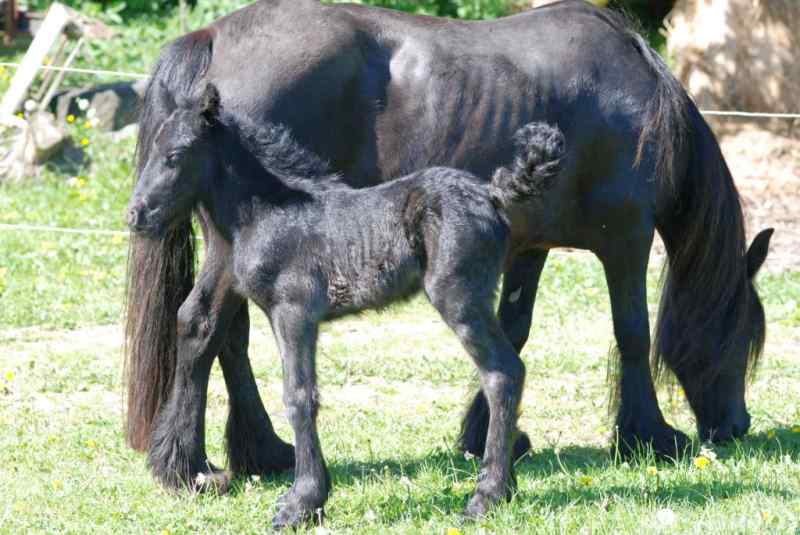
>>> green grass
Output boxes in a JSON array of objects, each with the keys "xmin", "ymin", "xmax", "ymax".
[{"xmin": 1, "ymin": 127, "xmax": 799, "ymax": 532}]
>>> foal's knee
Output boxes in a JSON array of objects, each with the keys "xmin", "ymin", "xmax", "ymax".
[
  {"xmin": 176, "ymin": 298, "xmax": 213, "ymax": 353},
  {"xmin": 283, "ymin": 388, "xmax": 320, "ymax": 427}
]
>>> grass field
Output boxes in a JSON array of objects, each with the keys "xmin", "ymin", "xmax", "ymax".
[
  {"xmin": 1, "ymin": 2, "xmax": 799, "ymax": 532},
  {"xmin": 1, "ymin": 127, "xmax": 799, "ymax": 532}
]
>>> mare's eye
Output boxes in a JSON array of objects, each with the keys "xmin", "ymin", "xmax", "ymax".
[{"xmin": 165, "ymin": 151, "xmax": 182, "ymax": 168}]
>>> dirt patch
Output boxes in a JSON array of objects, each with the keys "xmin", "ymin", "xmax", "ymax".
[{"xmin": 720, "ymin": 126, "xmax": 800, "ymax": 273}]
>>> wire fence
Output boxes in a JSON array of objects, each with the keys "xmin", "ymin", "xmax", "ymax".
[{"xmin": 0, "ymin": 61, "xmax": 797, "ymax": 240}]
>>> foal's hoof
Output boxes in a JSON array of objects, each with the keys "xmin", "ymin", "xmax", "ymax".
[
  {"xmin": 272, "ymin": 496, "xmax": 321, "ymax": 530},
  {"xmin": 191, "ymin": 465, "xmax": 233, "ymax": 495},
  {"xmin": 463, "ymin": 490, "xmax": 506, "ymax": 520},
  {"xmin": 614, "ymin": 422, "xmax": 690, "ymax": 460}
]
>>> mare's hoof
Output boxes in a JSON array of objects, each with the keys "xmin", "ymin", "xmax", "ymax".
[
  {"xmin": 513, "ymin": 432, "xmax": 532, "ymax": 461},
  {"xmin": 232, "ymin": 440, "xmax": 296, "ymax": 477},
  {"xmin": 614, "ymin": 421, "xmax": 690, "ymax": 460},
  {"xmin": 699, "ymin": 411, "xmax": 751, "ymax": 444}
]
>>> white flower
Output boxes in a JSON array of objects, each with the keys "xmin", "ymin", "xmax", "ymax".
[
  {"xmin": 195, "ymin": 472, "xmax": 207, "ymax": 486},
  {"xmin": 699, "ymin": 445, "xmax": 717, "ymax": 462},
  {"xmin": 24, "ymin": 99, "xmax": 37, "ymax": 112},
  {"xmin": 655, "ymin": 508, "xmax": 676, "ymax": 527},
  {"xmin": 77, "ymin": 98, "xmax": 90, "ymax": 111},
  {"xmin": 86, "ymin": 107, "xmax": 97, "ymax": 119}
]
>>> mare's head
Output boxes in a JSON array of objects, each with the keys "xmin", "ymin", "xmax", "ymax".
[
  {"xmin": 127, "ymin": 83, "xmax": 222, "ymax": 237},
  {"xmin": 692, "ymin": 228, "xmax": 773, "ymax": 441},
  {"xmin": 663, "ymin": 228, "xmax": 774, "ymax": 442}
]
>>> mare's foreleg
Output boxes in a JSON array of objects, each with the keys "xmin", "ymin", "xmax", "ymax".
[
  {"xmin": 220, "ymin": 302, "xmax": 295, "ymax": 476},
  {"xmin": 459, "ymin": 250, "xmax": 547, "ymax": 460},
  {"xmin": 599, "ymin": 234, "xmax": 689, "ymax": 459}
]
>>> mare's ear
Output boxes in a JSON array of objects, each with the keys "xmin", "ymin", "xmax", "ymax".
[
  {"xmin": 746, "ymin": 228, "xmax": 774, "ymax": 279},
  {"xmin": 200, "ymin": 82, "xmax": 221, "ymax": 126}
]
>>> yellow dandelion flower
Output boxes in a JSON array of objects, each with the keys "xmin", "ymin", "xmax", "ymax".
[
  {"xmin": 578, "ymin": 475, "xmax": 593, "ymax": 487},
  {"xmin": 4, "ymin": 370, "xmax": 14, "ymax": 382},
  {"xmin": 86, "ymin": 439, "xmax": 97, "ymax": 449},
  {"xmin": 646, "ymin": 466, "xmax": 658, "ymax": 477},
  {"xmin": 767, "ymin": 430, "xmax": 776, "ymax": 440},
  {"xmin": 161, "ymin": 530, "xmax": 171, "ymax": 535},
  {"xmin": 446, "ymin": 528, "xmax": 463, "ymax": 535},
  {"xmin": 0, "ymin": 66, "xmax": 5, "ymax": 74},
  {"xmin": 111, "ymin": 233, "xmax": 125, "ymax": 245},
  {"xmin": 80, "ymin": 137, "xmax": 90, "ymax": 146},
  {"xmin": 51, "ymin": 479, "xmax": 63, "ymax": 491},
  {"xmin": 693, "ymin": 456, "xmax": 710, "ymax": 470},
  {"xmin": 16, "ymin": 112, "xmax": 24, "ymax": 118},
  {"xmin": 67, "ymin": 114, "xmax": 75, "ymax": 123},
  {"xmin": 761, "ymin": 510, "xmax": 770, "ymax": 522},
  {"xmin": 83, "ymin": 120, "xmax": 92, "ymax": 129}
]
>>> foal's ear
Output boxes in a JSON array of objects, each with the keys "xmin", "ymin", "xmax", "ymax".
[
  {"xmin": 746, "ymin": 228, "xmax": 774, "ymax": 278},
  {"xmin": 156, "ymin": 79, "xmax": 176, "ymax": 110},
  {"xmin": 200, "ymin": 82, "xmax": 221, "ymax": 126}
]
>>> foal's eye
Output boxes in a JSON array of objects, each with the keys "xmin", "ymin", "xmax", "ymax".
[{"xmin": 165, "ymin": 151, "xmax": 182, "ymax": 168}]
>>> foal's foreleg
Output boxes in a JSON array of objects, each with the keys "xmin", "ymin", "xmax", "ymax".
[
  {"xmin": 220, "ymin": 302, "xmax": 296, "ymax": 476},
  {"xmin": 267, "ymin": 303, "xmax": 329, "ymax": 530},
  {"xmin": 459, "ymin": 250, "xmax": 547, "ymax": 460},
  {"xmin": 147, "ymin": 260, "xmax": 241, "ymax": 491}
]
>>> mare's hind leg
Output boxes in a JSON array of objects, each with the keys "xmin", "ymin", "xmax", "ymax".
[
  {"xmin": 219, "ymin": 302, "xmax": 295, "ymax": 476},
  {"xmin": 428, "ymin": 278, "xmax": 525, "ymax": 518},
  {"xmin": 459, "ymin": 250, "xmax": 548, "ymax": 460},
  {"xmin": 599, "ymin": 233, "xmax": 689, "ymax": 459}
]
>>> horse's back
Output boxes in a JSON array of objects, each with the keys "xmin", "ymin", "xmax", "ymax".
[{"xmin": 203, "ymin": 0, "xmax": 663, "ymax": 250}]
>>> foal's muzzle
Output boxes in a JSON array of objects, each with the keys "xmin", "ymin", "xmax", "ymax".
[{"xmin": 127, "ymin": 199, "xmax": 160, "ymax": 234}]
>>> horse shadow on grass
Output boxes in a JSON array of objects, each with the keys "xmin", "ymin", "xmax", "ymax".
[{"xmin": 231, "ymin": 427, "xmax": 800, "ymax": 519}]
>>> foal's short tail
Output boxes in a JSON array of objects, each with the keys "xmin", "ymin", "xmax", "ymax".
[{"xmin": 489, "ymin": 122, "xmax": 565, "ymax": 209}]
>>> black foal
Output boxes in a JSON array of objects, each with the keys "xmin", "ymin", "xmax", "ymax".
[{"xmin": 127, "ymin": 83, "xmax": 565, "ymax": 528}]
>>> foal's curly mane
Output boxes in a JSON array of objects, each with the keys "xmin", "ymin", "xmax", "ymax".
[{"xmin": 222, "ymin": 111, "xmax": 347, "ymax": 191}]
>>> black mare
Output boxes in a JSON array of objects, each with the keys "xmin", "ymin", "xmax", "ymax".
[
  {"xmin": 127, "ymin": 83, "xmax": 566, "ymax": 526},
  {"xmin": 125, "ymin": 0, "xmax": 773, "ymax": 493}
]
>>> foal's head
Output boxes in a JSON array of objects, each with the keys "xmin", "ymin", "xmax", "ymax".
[{"xmin": 127, "ymin": 83, "xmax": 222, "ymax": 237}]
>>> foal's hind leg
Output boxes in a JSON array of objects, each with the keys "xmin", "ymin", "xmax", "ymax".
[
  {"xmin": 219, "ymin": 302, "xmax": 295, "ymax": 476},
  {"xmin": 599, "ymin": 234, "xmax": 689, "ymax": 459},
  {"xmin": 459, "ymin": 250, "xmax": 547, "ymax": 460},
  {"xmin": 428, "ymin": 279, "xmax": 525, "ymax": 519}
]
